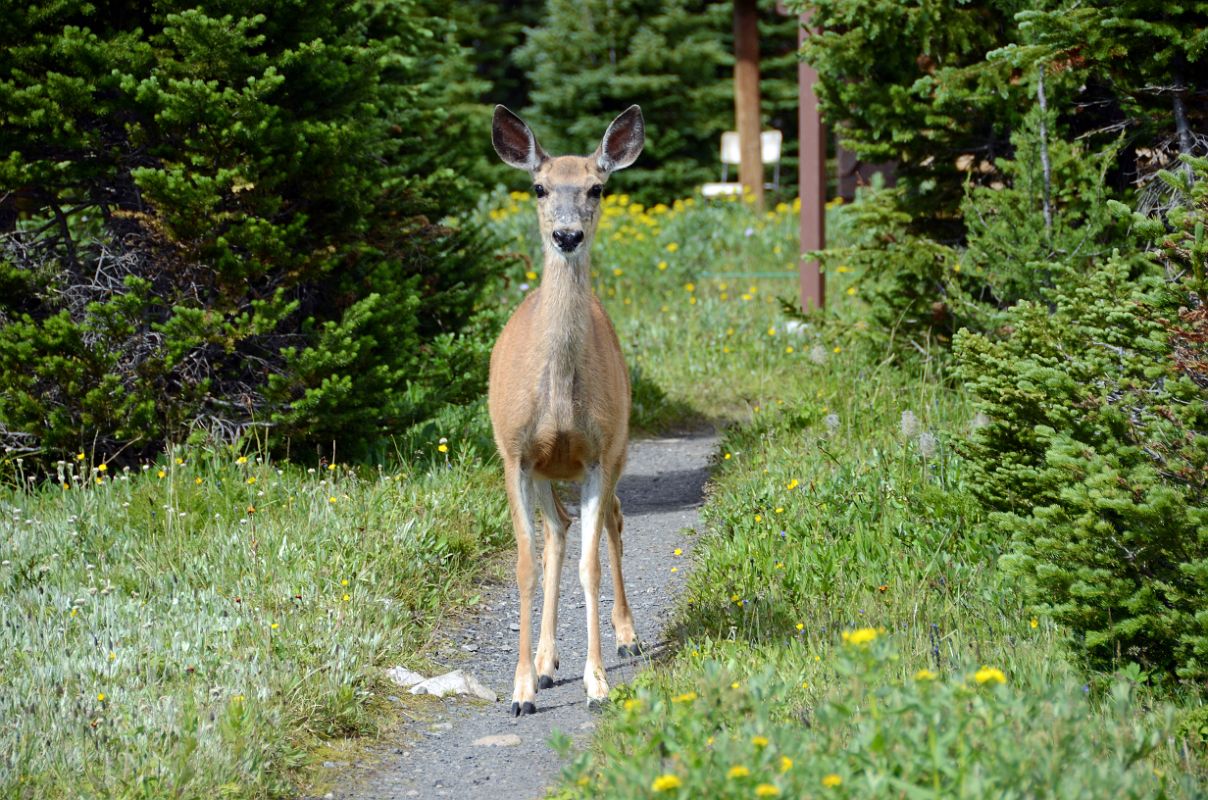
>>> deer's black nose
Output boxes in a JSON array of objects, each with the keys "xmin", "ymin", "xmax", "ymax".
[{"xmin": 552, "ymin": 229, "xmax": 584, "ymax": 252}]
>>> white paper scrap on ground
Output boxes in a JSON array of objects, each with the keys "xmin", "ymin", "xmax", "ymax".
[
  {"xmin": 408, "ymin": 669, "xmax": 497, "ymax": 702},
  {"xmin": 384, "ymin": 666, "xmax": 426, "ymax": 688}
]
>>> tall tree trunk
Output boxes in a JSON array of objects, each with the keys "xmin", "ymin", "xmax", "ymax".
[
  {"xmin": 1172, "ymin": 56, "xmax": 1195, "ymax": 183},
  {"xmin": 1037, "ymin": 65, "xmax": 1053, "ymax": 239},
  {"xmin": 734, "ymin": 0, "xmax": 764, "ymax": 209}
]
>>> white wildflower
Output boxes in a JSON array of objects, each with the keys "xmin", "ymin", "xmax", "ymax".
[
  {"xmin": 900, "ymin": 410, "xmax": 919, "ymax": 439},
  {"xmin": 918, "ymin": 432, "xmax": 938, "ymax": 458},
  {"xmin": 824, "ymin": 413, "xmax": 841, "ymax": 434},
  {"xmin": 808, "ymin": 344, "xmax": 828, "ymax": 365}
]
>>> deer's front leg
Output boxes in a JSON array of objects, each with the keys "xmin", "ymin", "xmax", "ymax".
[
  {"xmin": 505, "ymin": 462, "xmax": 539, "ymax": 716},
  {"xmin": 534, "ymin": 480, "xmax": 569, "ymax": 689},
  {"xmin": 579, "ymin": 464, "xmax": 609, "ymax": 704}
]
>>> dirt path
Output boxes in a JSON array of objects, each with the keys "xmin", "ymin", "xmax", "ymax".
[{"xmin": 327, "ymin": 432, "xmax": 716, "ymax": 800}]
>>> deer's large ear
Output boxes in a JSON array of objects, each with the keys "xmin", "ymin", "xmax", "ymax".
[
  {"xmin": 595, "ymin": 105, "xmax": 644, "ymax": 174},
  {"xmin": 492, "ymin": 105, "xmax": 547, "ymax": 172}
]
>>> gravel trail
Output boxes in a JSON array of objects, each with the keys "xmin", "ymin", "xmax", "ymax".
[{"xmin": 328, "ymin": 431, "xmax": 717, "ymax": 800}]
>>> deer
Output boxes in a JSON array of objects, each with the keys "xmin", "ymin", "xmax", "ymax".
[{"xmin": 488, "ymin": 104, "xmax": 645, "ymax": 716}]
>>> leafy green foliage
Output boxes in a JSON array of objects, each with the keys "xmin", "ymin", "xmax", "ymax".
[
  {"xmin": 562, "ymin": 641, "xmax": 1189, "ymax": 799},
  {"xmin": 800, "ymin": 0, "xmax": 1029, "ymax": 227},
  {"xmin": 0, "ymin": 1, "xmax": 497, "ymax": 462},
  {"xmin": 955, "ymin": 164, "xmax": 1208, "ymax": 677}
]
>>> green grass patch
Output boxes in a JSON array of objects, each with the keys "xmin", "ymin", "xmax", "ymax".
[{"xmin": 1, "ymin": 447, "xmax": 509, "ymax": 798}]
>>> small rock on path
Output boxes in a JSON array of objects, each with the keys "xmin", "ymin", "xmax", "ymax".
[{"xmin": 328, "ymin": 431, "xmax": 716, "ymax": 800}]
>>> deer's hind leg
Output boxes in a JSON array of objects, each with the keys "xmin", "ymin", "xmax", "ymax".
[
  {"xmin": 605, "ymin": 493, "xmax": 639, "ymax": 656},
  {"xmin": 534, "ymin": 480, "xmax": 570, "ymax": 689}
]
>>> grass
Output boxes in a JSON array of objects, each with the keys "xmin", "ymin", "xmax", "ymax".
[{"xmin": 0, "ymin": 448, "xmax": 509, "ymax": 798}]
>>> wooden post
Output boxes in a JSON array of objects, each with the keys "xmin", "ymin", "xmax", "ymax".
[
  {"xmin": 734, "ymin": 0, "xmax": 764, "ymax": 210},
  {"xmin": 797, "ymin": 13, "xmax": 824, "ymax": 311}
]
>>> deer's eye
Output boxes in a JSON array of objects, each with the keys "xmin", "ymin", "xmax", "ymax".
[
  {"xmin": 587, "ymin": 184, "xmax": 603, "ymax": 199},
  {"xmin": 533, "ymin": 184, "xmax": 547, "ymax": 198}
]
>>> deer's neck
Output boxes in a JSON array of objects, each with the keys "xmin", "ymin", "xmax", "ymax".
[{"xmin": 537, "ymin": 248, "xmax": 592, "ymax": 425}]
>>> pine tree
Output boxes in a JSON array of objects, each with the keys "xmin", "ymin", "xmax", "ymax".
[
  {"xmin": 0, "ymin": 0, "xmax": 496, "ymax": 462},
  {"xmin": 516, "ymin": 0, "xmax": 800, "ymax": 203}
]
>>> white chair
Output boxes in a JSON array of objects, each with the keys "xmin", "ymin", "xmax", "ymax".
[{"xmin": 701, "ymin": 130, "xmax": 783, "ymax": 197}]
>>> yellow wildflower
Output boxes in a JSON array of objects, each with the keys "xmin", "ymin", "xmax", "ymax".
[
  {"xmin": 752, "ymin": 735, "xmax": 769, "ymax": 748},
  {"xmin": 822, "ymin": 774, "xmax": 842, "ymax": 788},
  {"xmin": 779, "ymin": 756, "xmax": 793, "ymax": 773},
  {"xmin": 236, "ymin": 456, "xmax": 248, "ymax": 464},
  {"xmin": 657, "ymin": 260, "xmax": 668, "ymax": 271},
  {"xmin": 755, "ymin": 785, "xmax": 781, "ymax": 797},
  {"xmin": 651, "ymin": 774, "xmax": 682, "ymax": 792},
  {"xmin": 846, "ymin": 287, "xmax": 857, "ymax": 296},
  {"xmin": 157, "ymin": 470, "xmax": 166, "ymax": 479},
  {"xmin": 342, "ymin": 593, "xmax": 351, "ymax": 602},
  {"xmin": 525, "ymin": 270, "xmax": 538, "ymax": 281},
  {"xmin": 438, "ymin": 444, "xmax": 449, "ymax": 453},
  {"xmin": 727, "ymin": 766, "xmax": 751, "ymax": 779},
  {"xmin": 841, "ymin": 627, "xmax": 878, "ymax": 646},
  {"xmin": 666, "ymin": 242, "xmax": 679, "ymax": 253},
  {"xmin": 1030, "ymin": 617, "xmax": 1039, "ymax": 629},
  {"xmin": 724, "ymin": 453, "xmax": 731, "ymax": 460},
  {"xmin": 97, "ymin": 693, "xmax": 105, "ymax": 702},
  {"xmin": 974, "ymin": 666, "xmax": 1006, "ymax": 685},
  {"xmin": 671, "ymin": 692, "xmax": 697, "ymax": 703},
  {"xmin": 673, "ymin": 548, "xmax": 683, "ymax": 556},
  {"xmin": 97, "ymin": 463, "xmax": 107, "ymax": 472},
  {"xmin": 76, "ymin": 452, "xmax": 86, "ymax": 461},
  {"xmin": 915, "ymin": 668, "xmax": 938, "ymax": 681},
  {"xmin": 787, "ymin": 479, "xmax": 799, "ymax": 490}
]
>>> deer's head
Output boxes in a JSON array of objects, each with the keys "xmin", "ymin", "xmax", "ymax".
[{"xmin": 492, "ymin": 105, "xmax": 644, "ymax": 257}]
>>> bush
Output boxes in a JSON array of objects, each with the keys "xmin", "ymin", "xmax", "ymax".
[
  {"xmin": 954, "ymin": 163, "xmax": 1208, "ymax": 678},
  {"xmin": 0, "ymin": 1, "xmax": 497, "ymax": 463}
]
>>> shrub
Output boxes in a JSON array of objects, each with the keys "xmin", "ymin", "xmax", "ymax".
[
  {"xmin": 955, "ymin": 162, "xmax": 1208, "ymax": 678},
  {"xmin": 0, "ymin": 1, "xmax": 497, "ymax": 463}
]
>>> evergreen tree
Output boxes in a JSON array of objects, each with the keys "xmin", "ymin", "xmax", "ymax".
[
  {"xmin": 0, "ymin": 0, "xmax": 496, "ymax": 462},
  {"xmin": 516, "ymin": 0, "xmax": 800, "ymax": 203},
  {"xmin": 800, "ymin": 0, "xmax": 1030, "ymax": 230}
]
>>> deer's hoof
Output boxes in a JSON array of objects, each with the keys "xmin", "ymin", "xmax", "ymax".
[
  {"xmin": 510, "ymin": 701, "xmax": 537, "ymax": 717},
  {"xmin": 538, "ymin": 674, "xmax": 556, "ymax": 690},
  {"xmin": 617, "ymin": 642, "xmax": 643, "ymax": 658},
  {"xmin": 586, "ymin": 697, "xmax": 609, "ymax": 712}
]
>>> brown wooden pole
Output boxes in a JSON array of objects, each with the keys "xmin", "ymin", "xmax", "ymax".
[
  {"xmin": 734, "ymin": 0, "xmax": 764, "ymax": 210},
  {"xmin": 797, "ymin": 13, "xmax": 824, "ymax": 311}
]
